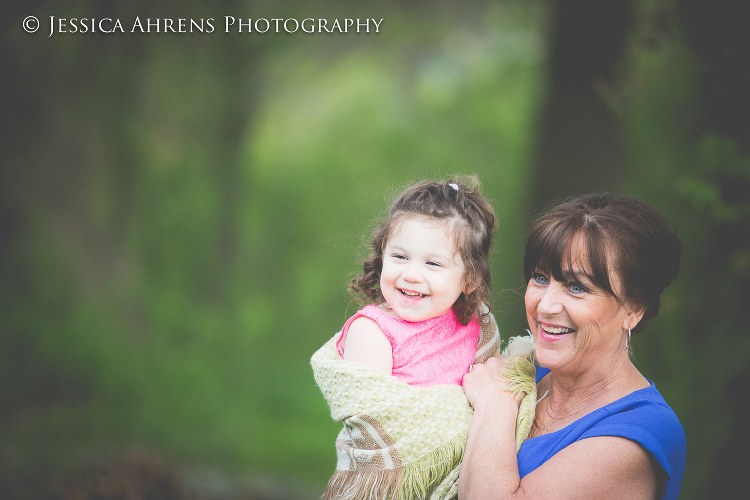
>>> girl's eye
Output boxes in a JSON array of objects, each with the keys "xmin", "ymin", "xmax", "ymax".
[
  {"xmin": 392, "ymin": 254, "xmax": 407, "ymax": 261},
  {"xmin": 568, "ymin": 282, "xmax": 589, "ymax": 294},
  {"xmin": 426, "ymin": 261, "xmax": 443, "ymax": 268},
  {"xmin": 532, "ymin": 272, "xmax": 549, "ymax": 285}
]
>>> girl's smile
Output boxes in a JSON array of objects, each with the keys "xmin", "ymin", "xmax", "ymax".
[{"xmin": 380, "ymin": 217, "xmax": 467, "ymax": 323}]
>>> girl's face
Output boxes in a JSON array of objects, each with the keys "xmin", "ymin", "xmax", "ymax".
[
  {"xmin": 524, "ymin": 238, "xmax": 635, "ymax": 375},
  {"xmin": 380, "ymin": 217, "xmax": 467, "ymax": 323}
]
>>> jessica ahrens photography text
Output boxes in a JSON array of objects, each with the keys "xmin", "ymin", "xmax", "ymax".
[{"xmin": 34, "ymin": 16, "xmax": 383, "ymax": 37}]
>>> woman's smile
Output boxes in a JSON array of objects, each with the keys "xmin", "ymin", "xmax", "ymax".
[{"xmin": 538, "ymin": 320, "xmax": 576, "ymax": 337}]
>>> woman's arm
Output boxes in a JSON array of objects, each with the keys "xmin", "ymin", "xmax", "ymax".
[
  {"xmin": 459, "ymin": 358, "xmax": 658, "ymax": 500},
  {"xmin": 460, "ymin": 356, "xmax": 524, "ymax": 498},
  {"xmin": 342, "ymin": 316, "xmax": 393, "ymax": 376},
  {"xmin": 518, "ymin": 435, "xmax": 658, "ymax": 499}
]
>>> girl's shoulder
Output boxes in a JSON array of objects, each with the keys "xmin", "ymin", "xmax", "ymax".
[{"xmin": 337, "ymin": 305, "xmax": 394, "ymax": 358}]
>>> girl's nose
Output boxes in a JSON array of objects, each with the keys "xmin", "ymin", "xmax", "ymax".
[{"xmin": 402, "ymin": 263, "xmax": 423, "ymax": 283}]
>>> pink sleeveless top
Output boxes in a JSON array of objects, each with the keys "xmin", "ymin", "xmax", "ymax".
[{"xmin": 336, "ymin": 304, "xmax": 480, "ymax": 387}]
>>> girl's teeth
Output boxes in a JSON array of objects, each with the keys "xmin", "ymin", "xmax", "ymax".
[{"xmin": 401, "ymin": 290, "xmax": 425, "ymax": 297}]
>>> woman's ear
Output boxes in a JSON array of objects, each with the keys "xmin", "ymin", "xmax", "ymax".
[{"xmin": 622, "ymin": 303, "xmax": 646, "ymax": 331}]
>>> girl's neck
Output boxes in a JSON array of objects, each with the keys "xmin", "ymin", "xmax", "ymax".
[{"xmin": 376, "ymin": 302, "xmax": 454, "ymax": 323}]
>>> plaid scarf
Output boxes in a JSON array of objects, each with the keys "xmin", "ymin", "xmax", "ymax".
[{"xmin": 311, "ymin": 312, "xmax": 537, "ymax": 500}]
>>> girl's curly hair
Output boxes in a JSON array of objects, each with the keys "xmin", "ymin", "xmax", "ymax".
[{"xmin": 349, "ymin": 175, "xmax": 497, "ymax": 325}]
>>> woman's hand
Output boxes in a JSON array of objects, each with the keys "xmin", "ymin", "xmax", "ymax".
[
  {"xmin": 463, "ymin": 354, "xmax": 526, "ymax": 413},
  {"xmin": 459, "ymin": 354, "xmax": 527, "ymax": 499}
]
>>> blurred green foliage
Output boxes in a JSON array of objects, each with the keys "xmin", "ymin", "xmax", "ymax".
[
  {"xmin": 1, "ymin": 0, "xmax": 545, "ymax": 492},
  {"xmin": 2, "ymin": 0, "xmax": 748, "ymax": 498}
]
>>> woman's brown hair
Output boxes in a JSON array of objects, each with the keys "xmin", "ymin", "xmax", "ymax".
[{"xmin": 524, "ymin": 192, "xmax": 682, "ymax": 333}]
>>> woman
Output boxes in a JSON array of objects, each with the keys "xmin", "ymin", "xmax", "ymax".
[{"xmin": 460, "ymin": 193, "xmax": 686, "ymax": 500}]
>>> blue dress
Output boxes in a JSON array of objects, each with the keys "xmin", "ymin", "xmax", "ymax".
[{"xmin": 517, "ymin": 367, "xmax": 686, "ymax": 500}]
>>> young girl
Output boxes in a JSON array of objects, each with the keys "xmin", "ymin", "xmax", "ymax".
[
  {"xmin": 312, "ymin": 177, "xmax": 504, "ymax": 500},
  {"xmin": 339, "ymin": 177, "xmax": 497, "ymax": 387}
]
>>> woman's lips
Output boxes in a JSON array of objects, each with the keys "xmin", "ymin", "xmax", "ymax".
[
  {"xmin": 537, "ymin": 321, "xmax": 575, "ymax": 340},
  {"xmin": 541, "ymin": 325, "xmax": 575, "ymax": 335}
]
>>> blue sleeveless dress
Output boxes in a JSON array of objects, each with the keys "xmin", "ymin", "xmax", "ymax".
[{"xmin": 517, "ymin": 367, "xmax": 686, "ymax": 500}]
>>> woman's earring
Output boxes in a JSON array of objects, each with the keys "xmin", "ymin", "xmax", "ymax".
[{"xmin": 625, "ymin": 328, "xmax": 632, "ymax": 352}]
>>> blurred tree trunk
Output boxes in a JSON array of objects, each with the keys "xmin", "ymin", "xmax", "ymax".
[
  {"xmin": 678, "ymin": 0, "xmax": 750, "ymax": 496},
  {"xmin": 531, "ymin": 0, "xmax": 631, "ymax": 206}
]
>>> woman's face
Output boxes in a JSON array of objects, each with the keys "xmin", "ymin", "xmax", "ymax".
[{"xmin": 525, "ymin": 238, "xmax": 634, "ymax": 375}]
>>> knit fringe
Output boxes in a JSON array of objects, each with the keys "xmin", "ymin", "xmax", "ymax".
[
  {"xmin": 397, "ymin": 430, "xmax": 466, "ymax": 500},
  {"xmin": 323, "ymin": 468, "xmax": 403, "ymax": 500},
  {"xmin": 502, "ymin": 335, "xmax": 538, "ymax": 452},
  {"xmin": 322, "ymin": 432, "xmax": 466, "ymax": 500}
]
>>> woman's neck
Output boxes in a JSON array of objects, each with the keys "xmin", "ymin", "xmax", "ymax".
[{"xmin": 533, "ymin": 357, "xmax": 648, "ymax": 435}]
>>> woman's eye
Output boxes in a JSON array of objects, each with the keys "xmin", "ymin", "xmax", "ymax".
[
  {"xmin": 532, "ymin": 272, "xmax": 549, "ymax": 285},
  {"xmin": 568, "ymin": 282, "xmax": 589, "ymax": 294}
]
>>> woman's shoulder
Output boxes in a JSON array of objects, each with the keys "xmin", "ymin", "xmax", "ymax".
[
  {"xmin": 591, "ymin": 382, "xmax": 686, "ymax": 448},
  {"xmin": 583, "ymin": 383, "xmax": 686, "ymax": 499}
]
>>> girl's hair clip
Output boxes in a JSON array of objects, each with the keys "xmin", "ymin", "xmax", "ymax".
[{"xmin": 448, "ymin": 183, "xmax": 459, "ymax": 191}]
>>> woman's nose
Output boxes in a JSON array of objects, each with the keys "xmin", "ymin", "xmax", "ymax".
[{"xmin": 537, "ymin": 285, "xmax": 564, "ymax": 314}]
